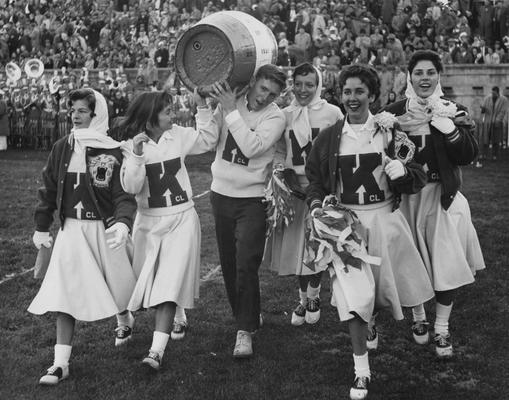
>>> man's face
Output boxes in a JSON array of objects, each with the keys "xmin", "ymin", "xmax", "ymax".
[
  {"xmin": 492, "ymin": 90, "xmax": 499, "ymax": 99},
  {"xmin": 247, "ymin": 78, "xmax": 283, "ymax": 112}
]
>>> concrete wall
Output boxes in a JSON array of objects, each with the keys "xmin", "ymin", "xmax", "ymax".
[{"xmin": 441, "ymin": 65, "xmax": 509, "ymax": 122}]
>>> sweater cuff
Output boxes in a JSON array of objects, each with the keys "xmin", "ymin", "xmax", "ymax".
[
  {"xmin": 444, "ymin": 127, "xmax": 461, "ymax": 143},
  {"xmin": 128, "ymin": 150, "xmax": 145, "ymax": 165},
  {"xmin": 225, "ymin": 109, "xmax": 241, "ymax": 126},
  {"xmin": 310, "ymin": 199, "xmax": 322, "ymax": 211}
]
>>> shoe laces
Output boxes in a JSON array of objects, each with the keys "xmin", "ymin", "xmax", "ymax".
[
  {"xmin": 46, "ymin": 365, "xmax": 61, "ymax": 375},
  {"xmin": 412, "ymin": 320, "xmax": 429, "ymax": 334},
  {"xmin": 434, "ymin": 332, "xmax": 450, "ymax": 347},
  {"xmin": 353, "ymin": 375, "xmax": 370, "ymax": 390},
  {"xmin": 147, "ymin": 350, "xmax": 161, "ymax": 362},
  {"xmin": 173, "ymin": 320, "xmax": 188, "ymax": 332},
  {"xmin": 115, "ymin": 325, "xmax": 131, "ymax": 338},
  {"xmin": 294, "ymin": 303, "xmax": 306, "ymax": 315},
  {"xmin": 307, "ymin": 297, "xmax": 320, "ymax": 312}
]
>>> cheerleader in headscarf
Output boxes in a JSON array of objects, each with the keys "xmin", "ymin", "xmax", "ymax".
[
  {"xmin": 264, "ymin": 63, "xmax": 343, "ymax": 326},
  {"xmin": 29, "ymin": 89, "xmax": 137, "ymax": 385},
  {"xmin": 383, "ymin": 50, "xmax": 485, "ymax": 358},
  {"xmin": 306, "ymin": 65, "xmax": 431, "ymax": 400}
]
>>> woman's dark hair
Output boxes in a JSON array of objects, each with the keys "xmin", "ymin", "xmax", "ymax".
[
  {"xmin": 337, "ymin": 64, "xmax": 381, "ymax": 101},
  {"xmin": 407, "ymin": 50, "xmax": 443, "ymax": 74},
  {"xmin": 120, "ymin": 91, "xmax": 173, "ymax": 139},
  {"xmin": 292, "ymin": 62, "xmax": 319, "ymax": 85},
  {"xmin": 68, "ymin": 88, "xmax": 96, "ymax": 116},
  {"xmin": 255, "ymin": 64, "xmax": 287, "ymax": 91}
]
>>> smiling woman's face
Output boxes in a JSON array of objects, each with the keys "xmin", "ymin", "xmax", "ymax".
[{"xmin": 410, "ymin": 60, "xmax": 439, "ymax": 99}]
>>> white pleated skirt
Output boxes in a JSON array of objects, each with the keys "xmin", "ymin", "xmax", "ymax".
[
  {"xmin": 28, "ymin": 219, "xmax": 136, "ymax": 321},
  {"xmin": 127, "ymin": 208, "xmax": 201, "ymax": 311},
  {"xmin": 329, "ymin": 256, "xmax": 376, "ymax": 323},
  {"xmin": 348, "ymin": 202, "xmax": 435, "ymax": 320},
  {"xmin": 399, "ymin": 183, "xmax": 485, "ymax": 291}
]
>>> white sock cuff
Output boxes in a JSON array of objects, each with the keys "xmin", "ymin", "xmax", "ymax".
[
  {"xmin": 151, "ymin": 331, "xmax": 170, "ymax": 355},
  {"xmin": 434, "ymin": 302, "xmax": 453, "ymax": 334},
  {"xmin": 353, "ymin": 352, "xmax": 370, "ymax": 378},
  {"xmin": 412, "ymin": 304, "xmax": 427, "ymax": 322},
  {"xmin": 54, "ymin": 344, "xmax": 72, "ymax": 366},
  {"xmin": 299, "ymin": 289, "xmax": 307, "ymax": 304},
  {"xmin": 175, "ymin": 306, "xmax": 186, "ymax": 321},
  {"xmin": 116, "ymin": 311, "xmax": 134, "ymax": 328},
  {"xmin": 307, "ymin": 284, "xmax": 321, "ymax": 299}
]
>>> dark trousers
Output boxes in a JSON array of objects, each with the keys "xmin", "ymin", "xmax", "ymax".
[{"xmin": 210, "ymin": 191, "xmax": 267, "ymax": 332}]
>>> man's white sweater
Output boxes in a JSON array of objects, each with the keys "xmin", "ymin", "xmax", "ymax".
[{"xmin": 197, "ymin": 97, "xmax": 286, "ymax": 198}]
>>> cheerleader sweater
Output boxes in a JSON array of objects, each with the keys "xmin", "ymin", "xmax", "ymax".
[
  {"xmin": 35, "ymin": 136, "xmax": 137, "ymax": 232},
  {"xmin": 121, "ymin": 124, "xmax": 216, "ymax": 216},
  {"xmin": 275, "ymin": 102, "xmax": 343, "ymax": 179},
  {"xmin": 197, "ymin": 98, "xmax": 286, "ymax": 198}
]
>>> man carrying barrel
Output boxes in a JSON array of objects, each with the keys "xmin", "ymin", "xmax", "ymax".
[{"xmin": 196, "ymin": 64, "xmax": 287, "ymax": 358}]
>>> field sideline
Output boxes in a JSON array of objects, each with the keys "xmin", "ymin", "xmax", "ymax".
[{"xmin": 0, "ymin": 149, "xmax": 508, "ymax": 400}]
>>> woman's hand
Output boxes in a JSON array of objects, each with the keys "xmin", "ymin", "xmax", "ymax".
[
  {"xmin": 132, "ymin": 132, "xmax": 150, "ymax": 156},
  {"xmin": 32, "ymin": 231, "xmax": 53, "ymax": 249},
  {"xmin": 385, "ymin": 159, "xmax": 406, "ymax": 180},
  {"xmin": 430, "ymin": 116, "xmax": 456, "ymax": 134},
  {"xmin": 105, "ymin": 222, "xmax": 129, "ymax": 250}
]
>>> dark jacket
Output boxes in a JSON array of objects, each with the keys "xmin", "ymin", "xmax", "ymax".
[
  {"xmin": 35, "ymin": 135, "xmax": 136, "ymax": 232},
  {"xmin": 382, "ymin": 98, "xmax": 478, "ymax": 210},
  {"xmin": 305, "ymin": 118, "xmax": 427, "ymax": 212}
]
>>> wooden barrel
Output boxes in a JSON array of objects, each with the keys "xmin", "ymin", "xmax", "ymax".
[{"xmin": 175, "ymin": 11, "xmax": 278, "ymax": 94}]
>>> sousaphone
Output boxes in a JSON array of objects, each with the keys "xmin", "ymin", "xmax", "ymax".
[
  {"xmin": 24, "ymin": 58, "xmax": 44, "ymax": 79},
  {"xmin": 5, "ymin": 62, "xmax": 22, "ymax": 83}
]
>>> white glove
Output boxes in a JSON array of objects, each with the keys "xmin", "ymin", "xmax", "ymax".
[
  {"xmin": 33, "ymin": 231, "xmax": 53, "ymax": 249},
  {"xmin": 105, "ymin": 222, "xmax": 129, "ymax": 250},
  {"xmin": 384, "ymin": 159, "xmax": 406, "ymax": 180},
  {"xmin": 430, "ymin": 116, "xmax": 456, "ymax": 134}
]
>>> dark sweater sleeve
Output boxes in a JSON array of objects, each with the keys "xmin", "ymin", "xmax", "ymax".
[
  {"xmin": 34, "ymin": 143, "xmax": 59, "ymax": 232},
  {"xmin": 392, "ymin": 159, "xmax": 427, "ymax": 194},
  {"xmin": 110, "ymin": 154, "xmax": 137, "ymax": 231},
  {"xmin": 442, "ymin": 104, "xmax": 479, "ymax": 165},
  {"xmin": 305, "ymin": 129, "xmax": 329, "ymax": 211}
]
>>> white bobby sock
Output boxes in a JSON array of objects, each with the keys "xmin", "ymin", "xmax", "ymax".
[
  {"xmin": 353, "ymin": 352, "xmax": 370, "ymax": 378},
  {"xmin": 412, "ymin": 304, "xmax": 427, "ymax": 322},
  {"xmin": 116, "ymin": 311, "xmax": 134, "ymax": 328},
  {"xmin": 434, "ymin": 302, "xmax": 453, "ymax": 335},
  {"xmin": 307, "ymin": 284, "xmax": 321, "ymax": 300},
  {"xmin": 174, "ymin": 306, "xmax": 186, "ymax": 323},
  {"xmin": 151, "ymin": 331, "xmax": 170, "ymax": 357},
  {"xmin": 54, "ymin": 344, "xmax": 72, "ymax": 367},
  {"xmin": 299, "ymin": 289, "xmax": 307, "ymax": 306}
]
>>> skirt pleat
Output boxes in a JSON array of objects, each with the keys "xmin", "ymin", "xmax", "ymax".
[
  {"xmin": 350, "ymin": 203, "xmax": 435, "ymax": 320},
  {"xmin": 128, "ymin": 208, "xmax": 201, "ymax": 311},
  {"xmin": 400, "ymin": 184, "xmax": 485, "ymax": 291},
  {"xmin": 28, "ymin": 219, "xmax": 136, "ymax": 321}
]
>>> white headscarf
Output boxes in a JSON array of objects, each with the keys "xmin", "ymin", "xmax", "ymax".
[
  {"xmin": 286, "ymin": 66, "xmax": 326, "ymax": 148},
  {"xmin": 68, "ymin": 89, "xmax": 119, "ymax": 153},
  {"xmin": 404, "ymin": 72, "xmax": 444, "ymax": 110},
  {"xmin": 398, "ymin": 72, "xmax": 444, "ymax": 132}
]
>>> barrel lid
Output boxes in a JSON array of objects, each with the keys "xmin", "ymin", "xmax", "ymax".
[{"xmin": 175, "ymin": 24, "xmax": 234, "ymax": 93}]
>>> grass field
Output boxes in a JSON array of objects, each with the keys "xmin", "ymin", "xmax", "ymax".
[{"xmin": 0, "ymin": 149, "xmax": 508, "ymax": 400}]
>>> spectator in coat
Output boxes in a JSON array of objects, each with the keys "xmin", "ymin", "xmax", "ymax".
[{"xmin": 480, "ymin": 86, "xmax": 509, "ymax": 160}]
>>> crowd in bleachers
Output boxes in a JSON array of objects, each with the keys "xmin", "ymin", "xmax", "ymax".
[
  {"xmin": 1, "ymin": 0, "xmax": 508, "ymax": 149},
  {"xmin": 1, "ymin": 0, "xmax": 508, "ymax": 74}
]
